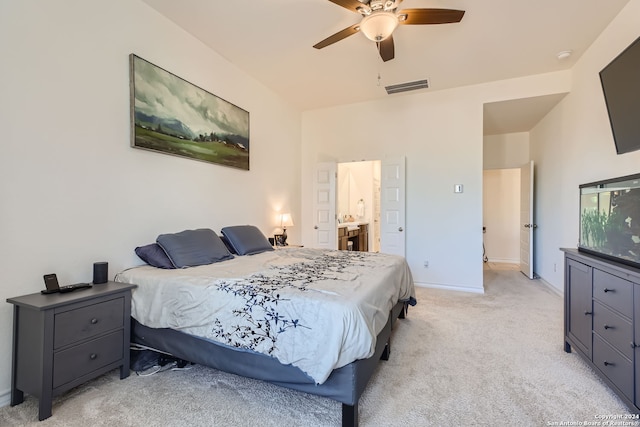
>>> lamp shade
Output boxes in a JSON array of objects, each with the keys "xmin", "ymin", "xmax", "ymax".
[
  {"xmin": 280, "ymin": 213, "xmax": 294, "ymax": 228},
  {"xmin": 360, "ymin": 11, "xmax": 398, "ymax": 42}
]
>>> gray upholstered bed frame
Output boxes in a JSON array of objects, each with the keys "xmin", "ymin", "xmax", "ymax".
[{"xmin": 130, "ymin": 300, "xmax": 409, "ymax": 427}]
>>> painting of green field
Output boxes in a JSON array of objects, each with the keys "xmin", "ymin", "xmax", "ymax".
[
  {"xmin": 134, "ymin": 126, "xmax": 248, "ymax": 169},
  {"xmin": 130, "ymin": 54, "xmax": 250, "ymax": 170}
]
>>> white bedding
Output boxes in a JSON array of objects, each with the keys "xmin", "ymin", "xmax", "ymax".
[{"xmin": 116, "ymin": 247, "xmax": 415, "ymax": 384}]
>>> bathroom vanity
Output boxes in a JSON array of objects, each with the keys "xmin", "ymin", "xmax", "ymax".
[{"xmin": 338, "ymin": 223, "xmax": 369, "ymax": 252}]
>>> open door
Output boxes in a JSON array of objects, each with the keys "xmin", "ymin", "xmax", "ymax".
[
  {"xmin": 380, "ymin": 157, "xmax": 406, "ymax": 257},
  {"xmin": 520, "ymin": 160, "xmax": 535, "ymax": 278},
  {"xmin": 312, "ymin": 162, "xmax": 337, "ymax": 249}
]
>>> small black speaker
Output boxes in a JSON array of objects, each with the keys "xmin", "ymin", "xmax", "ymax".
[{"xmin": 93, "ymin": 262, "xmax": 108, "ymax": 284}]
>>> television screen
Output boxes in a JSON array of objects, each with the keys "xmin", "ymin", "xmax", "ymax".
[{"xmin": 599, "ymin": 36, "xmax": 640, "ymax": 155}]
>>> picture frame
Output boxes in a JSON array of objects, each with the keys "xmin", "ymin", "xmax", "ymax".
[
  {"xmin": 274, "ymin": 234, "xmax": 286, "ymax": 247},
  {"xmin": 129, "ymin": 54, "xmax": 250, "ymax": 170}
]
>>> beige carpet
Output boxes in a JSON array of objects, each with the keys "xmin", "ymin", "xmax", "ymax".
[{"xmin": 0, "ymin": 270, "xmax": 630, "ymax": 426}]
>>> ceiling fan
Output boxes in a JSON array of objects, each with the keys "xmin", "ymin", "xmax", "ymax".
[{"xmin": 313, "ymin": 0, "xmax": 465, "ymax": 62}]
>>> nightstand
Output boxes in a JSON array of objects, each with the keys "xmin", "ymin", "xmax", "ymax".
[{"xmin": 7, "ymin": 281, "xmax": 137, "ymax": 420}]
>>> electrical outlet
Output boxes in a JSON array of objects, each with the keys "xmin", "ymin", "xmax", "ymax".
[{"xmin": 423, "ymin": 260, "xmax": 429, "ymax": 268}]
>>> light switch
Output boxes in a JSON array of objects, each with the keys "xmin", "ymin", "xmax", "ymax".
[{"xmin": 454, "ymin": 184, "xmax": 463, "ymax": 193}]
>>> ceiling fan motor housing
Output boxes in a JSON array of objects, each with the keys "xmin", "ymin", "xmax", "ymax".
[{"xmin": 357, "ymin": 0, "xmax": 399, "ymax": 16}]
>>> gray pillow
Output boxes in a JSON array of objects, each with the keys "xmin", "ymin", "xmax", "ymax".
[
  {"xmin": 156, "ymin": 229, "xmax": 234, "ymax": 268},
  {"xmin": 135, "ymin": 243, "xmax": 176, "ymax": 269},
  {"xmin": 221, "ymin": 225, "xmax": 275, "ymax": 256}
]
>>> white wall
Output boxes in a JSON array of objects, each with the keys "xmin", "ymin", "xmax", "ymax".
[
  {"xmin": 0, "ymin": 0, "xmax": 301, "ymax": 401},
  {"xmin": 301, "ymin": 71, "xmax": 571, "ymax": 292},
  {"xmin": 531, "ymin": 0, "xmax": 640, "ymax": 291},
  {"xmin": 483, "ymin": 169, "xmax": 521, "ymax": 263},
  {"xmin": 483, "ymin": 132, "xmax": 530, "ymax": 170}
]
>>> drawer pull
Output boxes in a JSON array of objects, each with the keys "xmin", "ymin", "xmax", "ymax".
[
  {"xmin": 584, "ymin": 311, "xmax": 592, "ymax": 316},
  {"xmin": 89, "ymin": 353, "xmax": 98, "ymax": 360},
  {"xmin": 90, "ymin": 318, "xmax": 98, "ymax": 324},
  {"xmin": 604, "ymin": 324, "xmax": 614, "ymax": 330},
  {"xmin": 603, "ymin": 288, "xmax": 614, "ymax": 293},
  {"xmin": 603, "ymin": 360, "xmax": 615, "ymax": 367}
]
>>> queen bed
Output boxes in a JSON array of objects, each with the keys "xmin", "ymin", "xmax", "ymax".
[{"xmin": 115, "ymin": 226, "xmax": 416, "ymax": 426}]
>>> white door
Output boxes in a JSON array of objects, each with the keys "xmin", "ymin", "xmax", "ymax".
[
  {"xmin": 520, "ymin": 160, "xmax": 535, "ymax": 279},
  {"xmin": 312, "ymin": 162, "xmax": 337, "ymax": 249},
  {"xmin": 372, "ymin": 175, "xmax": 381, "ymax": 252},
  {"xmin": 380, "ymin": 157, "xmax": 406, "ymax": 256}
]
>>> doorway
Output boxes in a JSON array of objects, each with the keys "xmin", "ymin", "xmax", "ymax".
[
  {"xmin": 482, "ymin": 168, "xmax": 521, "ymax": 267},
  {"xmin": 337, "ymin": 160, "xmax": 381, "ymax": 252},
  {"xmin": 312, "ymin": 157, "xmax": 406, "ymax": 255}
]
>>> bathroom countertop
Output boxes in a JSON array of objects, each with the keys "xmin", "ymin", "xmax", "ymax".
[{"xmin": 338, "ymin": 221, "xmax": 368, "ymax": 231}]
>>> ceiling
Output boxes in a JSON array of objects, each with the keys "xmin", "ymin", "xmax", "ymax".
[
  {"xmin": 483, "ymin": 93, "xmax": 568, "ymax": 136},
  {"xmin": 142, "ymin": 0, "xmax": 630, "ymax": 132}
]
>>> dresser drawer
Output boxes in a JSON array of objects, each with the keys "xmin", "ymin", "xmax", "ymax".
[
  {"xmin": 593, "ymin": 334, "xmax": 633, "ymax": 400},
  {"xmin": 593, "ymin": 269, "xmax": 633, "ymax": 317},
  {"xmin": 54, "ymin": 298, "xmax": 124, "ymax": 349},
  {"xmin": 53, "ymin": 330, "xmax": 123, "ymax": 388},
  {"xmin": 593, "ymin": 301, "xmax": 633, "ymax": 359}
]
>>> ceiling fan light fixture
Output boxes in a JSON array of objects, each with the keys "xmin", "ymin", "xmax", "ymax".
[{"xmin": 360, "ymin": 11, "xmax": 398, "ymax": 42}]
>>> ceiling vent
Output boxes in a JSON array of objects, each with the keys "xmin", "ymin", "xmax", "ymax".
[{"xmin": 385, "ymin": 79, "xmax": 429, "ymax": 95}]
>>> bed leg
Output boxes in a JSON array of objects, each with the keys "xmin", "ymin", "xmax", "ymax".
[
  {"xmin": 342, "ymin": 402, "xmax": 358, "ymax": 427},
  {"xmin": 399, "ymin": 302, "xmax": 407, "ymax": 319},
  {"xmin": 380, "ymin": 341, "xmax": 390, "ymax": 361}
]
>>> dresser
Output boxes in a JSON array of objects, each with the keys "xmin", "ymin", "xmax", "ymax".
[
  {"xmin": 563, "ymin": 249, "xmax": 640, "ymax": 411},
  {"xmin": 7, "ymin": 281, "xmax": 136, "ymax": 420}
]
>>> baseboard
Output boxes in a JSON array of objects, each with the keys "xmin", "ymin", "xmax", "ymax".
[
  {"xmin": 536, "ymin": 275, "xmax": 563, "ymax": 297},
  {"xmin": 0, "ymin": 388, "xmax": 10, "ymax": 409},
  {"xmin": 414, "ymin": 281, "xmax": 485, "ymax": 294},
  {"xmin": 487, "ymin": 257, "xmax": 519, "ymax": 264}
]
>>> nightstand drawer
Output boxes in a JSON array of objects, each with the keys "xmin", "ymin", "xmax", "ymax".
[
  {"xmin": 54, "ymin": 298, "xmax": 124, "ymax": 348},
  {"xmin": 593, "ymin": 334, "xmax": 633, "ymax": 400},
  {"xmin": 593, "ymin": 301, "xmax": 633, "ymax": 359},
  {"xmin": 53, "ymin": 330, "xmax": 123, "ymax": 388},
  {"xmin": 593, "ymin": 269, "xmax": 633, "ymax": 317}
]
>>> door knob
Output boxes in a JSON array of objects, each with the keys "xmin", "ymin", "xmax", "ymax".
[
  {"xmin": 314, "ymin": 226, "xmax": 318, "ymax": 229},
  {"xmin": 398, "ymin": 227, "xmax": 403, "ymax": 232},
  {"xmin": 524, "ymin": 224, "xmax": 530, "ymax": 228}
]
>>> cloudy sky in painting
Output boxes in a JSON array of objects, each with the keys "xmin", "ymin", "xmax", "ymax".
[{"xmin": 132, "ymin": 56, "xmax": 249, "ymax": 138}]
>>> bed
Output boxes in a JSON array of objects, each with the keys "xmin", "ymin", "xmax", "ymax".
[{"xmin": 115, "ymin": 227, "xmax": 416, "ymax": 426}]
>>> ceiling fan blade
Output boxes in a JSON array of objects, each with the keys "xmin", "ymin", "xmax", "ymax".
[
  {"xmin": 398, "ymin": 9, "xmax": 465, "ymax": 25},
  {"xmin": 327, "ymin": 0, "xmax": 366, "ymax": 13},
  {"xmin": 377, "ymin": 35, "xmax": 395, "ymax": 62},
  {"xmin": 313, "ymin": 24, "xmax": 360, "ymax": 49}
]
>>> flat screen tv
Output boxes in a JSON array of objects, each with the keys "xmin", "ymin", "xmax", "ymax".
[{"xmin": 599, "ymin": 35, "xmax": 640, "ymax": 155}]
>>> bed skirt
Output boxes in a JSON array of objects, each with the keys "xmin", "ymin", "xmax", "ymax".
[{"xmin": 130, "ymin": 300, "xmax": 408, "ymax": 426}]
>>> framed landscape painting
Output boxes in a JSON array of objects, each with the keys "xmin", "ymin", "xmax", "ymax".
[{"xmin": 129, "ymin": 54, "xmax": 250, "ymax": 170}]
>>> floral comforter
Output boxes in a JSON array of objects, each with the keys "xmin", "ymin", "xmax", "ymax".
[{"xmin": 116, "ymin": 247, "xmax": 416, "ymax": 384}]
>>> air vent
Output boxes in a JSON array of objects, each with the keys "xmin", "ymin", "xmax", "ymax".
[{"xmin": 385, "ymin": 79, "xmax": 429, "ymax": 95}]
